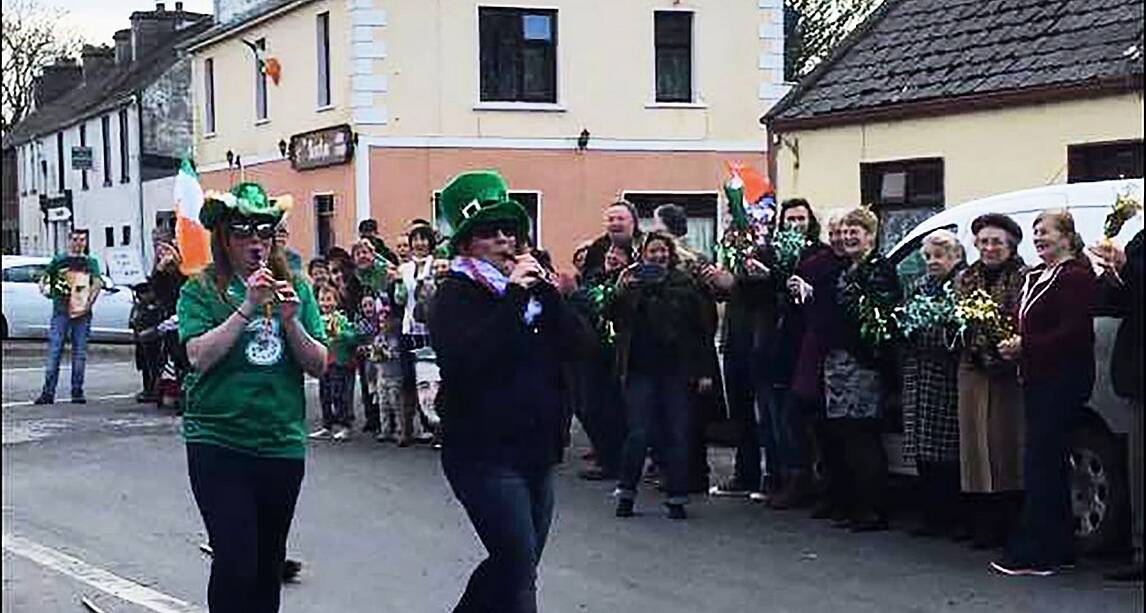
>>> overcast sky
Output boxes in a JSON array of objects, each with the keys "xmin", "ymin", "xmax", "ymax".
[{"xmin": 22, "ymin": 0, "xmax": 215, "ymax": 45}]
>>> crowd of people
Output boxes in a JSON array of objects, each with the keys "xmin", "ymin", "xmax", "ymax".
[{"xmin": 103, "ymin": 171, "xmax": 1139, "ymax": 610}]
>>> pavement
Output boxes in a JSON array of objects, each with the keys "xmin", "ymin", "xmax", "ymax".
[{"xmin": 2, "ymin": 341, "xmax": 1143, "ymax": 612}]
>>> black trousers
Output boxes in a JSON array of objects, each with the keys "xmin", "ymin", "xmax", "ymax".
[
  {"xmin": 136, "ymin": 338, "xmax": 161, "ymax": 396},
  {"xmin": 823, "ymin": 418, "xmax": 887, "ymax": 519},
  {"xmin": 187, "ymin": 443, "xmax": 304, "ymax": 613},
  {"xmin": 917, "ymin": 460, "xmax": 961, "ymax": 528}
]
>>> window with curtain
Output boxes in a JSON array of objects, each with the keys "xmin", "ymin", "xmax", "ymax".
[
  {"xmin": 479, "ymin": 8, "xmax": 557, "ymax": 103},
  {"xmin": 655, "ymin": 11, "xmax": 693, "ymax": 103},
  {"xmin": 625, "ymin": 192, "xmax": 719, "ymax": 260},
  {"xmin": 316, "ymin": 13, "xmax": 331, "ymax": 108}
]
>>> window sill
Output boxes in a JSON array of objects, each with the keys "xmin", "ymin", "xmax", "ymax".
[
  {"xmin": 645, "ymin": 101, "xmax": 708, "ymax": 109},
  {"xmin": 203, "ymin": 132, "xmax": 217, "ymax": 139},
  {"xmin": 473, "ymin": 102, "xmax": 566, "ymax": 112},
  {"xmin": 255, "ymin": 118, "xmax": 271, "ymax": 126},
  {"xmin": 316, "ymin": 105, "xmax": 336, "ymax": 113}
]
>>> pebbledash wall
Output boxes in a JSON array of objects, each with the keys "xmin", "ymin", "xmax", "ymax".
[{"xmin": 192, "ymin": 0, "xmax": 788, "ymax": 268}]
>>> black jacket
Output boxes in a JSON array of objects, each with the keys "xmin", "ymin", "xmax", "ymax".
[
  {"xmin": 609, "ymin": 267, "xmax": 713, "ymax": 382},
  {"xmin": 1100, "ymin": 231, "xmax": 1143, "ymax": 402},
  {"xmin": 428, "ymin": 272, "xmax": 591, "ymax": 467}
]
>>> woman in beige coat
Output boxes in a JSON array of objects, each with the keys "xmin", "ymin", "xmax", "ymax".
[{"xmin": 955, "ymin": 213, "xmax": 1028, "ymax": 549}]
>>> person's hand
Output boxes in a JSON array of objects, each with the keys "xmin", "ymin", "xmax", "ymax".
[
  {"xmin": 508, "ymin": 254, "xmax": 543, "ymax": 289},
  {"xmin": 1088, "ymin": 242, "xmax": 1127, "ymax": 273},
  {"xmin": 745, "ymin": 258, "xmax": 770, "ymax": 278},
  {"xmin": 997, "ymin": 336, "xmax": 1021, "ymax": 360},
  {"xmin": 701, "ymin": 265, "xmax": 735, "ymax": 291},
  {"xmin": 555, "ymin": 271, "xmax": 577, "ymax": 295},
  {"xmin": 787, "ymin": 275, "xmax": 813, "ymax": 303},
  {"xmin": 243, "ymin": 267, "xmax": 276, "ymax": 315},
  {"xmin": 275, "ymin": 281, "xmax": 300, "ymax": 321},
  {"xmin": 696, "ymin": 377, "xmax": 714, "ymax": 393}
]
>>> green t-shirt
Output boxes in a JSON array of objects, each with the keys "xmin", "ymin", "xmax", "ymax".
[
  {"xmin": 177, "ymin": 272, "xmax": 326, "ymax": 459},
  {"xmin": 43, "ymin": 254, "xmax": 102, "ymax": 309}
]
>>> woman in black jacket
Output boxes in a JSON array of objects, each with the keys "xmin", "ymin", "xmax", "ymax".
[
  {"xmin": 428, "ymin": 171, "xmax": 588, "ymax": 613},
  {"xmin": 610, "ymin": 231, "xmax": 715, "ymax": 520}
]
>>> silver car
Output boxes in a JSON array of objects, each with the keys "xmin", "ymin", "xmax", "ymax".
[{"xmin": 1, "ymin": 255, "xmax": 135, "ymax": 343}]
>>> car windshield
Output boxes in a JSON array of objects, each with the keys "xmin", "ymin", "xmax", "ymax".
[{"xmin": 2, "ymin": 264, "xmax": 47, "ymax": 283}]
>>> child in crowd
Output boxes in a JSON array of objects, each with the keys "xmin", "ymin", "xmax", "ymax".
[
  {"xmin": 311, "ymin": 283, "xmax": 359, "ymax": 442},
  {"xmin": 359, "ymin": 293, "xmax": 406, "ymax": 443},
  {"xmin": 308, "ymin": 257, "xmax": 330, "ymax": 287}
]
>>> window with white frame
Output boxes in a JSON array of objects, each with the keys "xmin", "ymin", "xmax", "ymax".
[
  {"xmin": 118, "ymin": 108, "xmax": 130, "ymax": 183},
  {"xmin": 79, "ymin": 123, "xmax": 88, "ymax": 190},
  {"xmin": 479, "ymin": 8, "xmax": 557, "ymax": 103},
  {"xmin": 55, "ymin": 132, "xmax": 65, "ymax": 192},
  {"xmin": 316, "ymin": 13, "xmax": 331, "ymax": 108},
  {"xmin": 654, "ymin": 11, "xmax": 693, "ymax": 103},
  {"xmin": 204, "ymin": 58, "xmax": 216, "ymax": 134},
  {"xmin": 101, "ymin": 115, "xmax": 112, "ymax": 186},
  {"xmin": 625, "ymin": 192, "xmax": 719, "ymax": 260}
]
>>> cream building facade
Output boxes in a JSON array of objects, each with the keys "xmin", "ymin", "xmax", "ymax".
[{"xmin": 189, "ymin": 0, "xmax": 788, "ymax": 265}]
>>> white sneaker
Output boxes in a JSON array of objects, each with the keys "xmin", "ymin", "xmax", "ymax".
[
  {"xmin": 332, "ymin": 426, "xmax": 351, "ymax": 441},
  {"xmin": 308, "ymin": 427, "xmax": 332, "ymax": 440}
]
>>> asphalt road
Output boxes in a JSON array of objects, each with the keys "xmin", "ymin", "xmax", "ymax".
[{"xmin": 2, "ymin": 341, "xmax": 1142, "ymax": 612}]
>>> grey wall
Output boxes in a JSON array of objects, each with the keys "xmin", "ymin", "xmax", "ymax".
[{"xmin": 140, "ymin": 56, "xmax": 193, "ymax": 176}]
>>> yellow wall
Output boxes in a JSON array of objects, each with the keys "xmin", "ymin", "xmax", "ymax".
[
  {"xmin": 375, "ymin": 0, "xmax": 776, "ymax": 142},
  {"xmin": 191, "ymin": 0, "xmax": 352, "ymax": 167},
  {"xmin": 774, "ymin": 93, "xmax": 1145, "ymax": 212}
]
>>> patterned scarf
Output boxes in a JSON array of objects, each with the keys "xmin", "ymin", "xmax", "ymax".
[{"xmin": 450, "ymin": 257, "xmax": 542, "ymax": 325}]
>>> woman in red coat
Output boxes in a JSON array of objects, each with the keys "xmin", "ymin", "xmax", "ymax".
[{"xmin": 992, "ymin": 210, "xmax": 1096, "ymax": 577}]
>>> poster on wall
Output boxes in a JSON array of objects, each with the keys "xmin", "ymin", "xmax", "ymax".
[{"xmin": 105, "ymin": 246, "xmax": 146, "ymax": 287}]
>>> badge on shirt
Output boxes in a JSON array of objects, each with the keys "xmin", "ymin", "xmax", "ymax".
[{"xmin": 245, "ymin": 316, "xmax": 284, "ymax": 366}]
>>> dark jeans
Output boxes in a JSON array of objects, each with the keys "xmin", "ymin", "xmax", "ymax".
[
  {"xmin": 186, "ymin": 443, "xmax": 304, "ymax": 613},
  {"xmin": 40, "ymin": 310, "xmax": 92, "ymax": 399},
  {"xmin": 917, "ymin": 461, "xmax": 961, "ymax": 528},
  {"xmin": 575, "ymin": 355, "xmax": 626, "ymax": 475},
  {"xmin": 1005, "ymin": 377, "xmax": 1086, "ymax": 566},
  {"xmin": 722, "ymin": 347, "xmax": 772, "ymax": 491},
  {"xmin": 618, "ymin": 373, "xmax": 691, "ymax": 504},
  {"xmin": 442, "ymin": 453, "xmax": 555, "ymax": 613},
  {"xmin": 823, "ymin": 418, "xmax": 887, "ymax": 519},
  {"xmin": 319, "ymin": 363, "xmax": 355, "ymax": 428},
  {"xmin": 769, "ymin": 387, "xmax": 812, "ymax": 471},
  {"xmin": 137, "ymin": 338, "xmax": 162, "ymax": 396}
]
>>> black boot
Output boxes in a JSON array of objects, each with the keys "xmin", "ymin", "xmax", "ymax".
[{"xmin": 615, "ymin": 498, "xmax": 635, "ymax": 518}]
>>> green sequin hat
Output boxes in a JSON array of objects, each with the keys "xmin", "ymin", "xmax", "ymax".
[
  {"xmin": 438, "ymin": 170, "xmax": 528, "ymax": 254},
  {"xmin": 201, "ymin": 182, "xmax": 294, "ymax": 228}
]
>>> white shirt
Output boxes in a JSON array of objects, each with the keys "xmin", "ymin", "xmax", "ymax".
[{"xmin": 400, "ymin": 256, "xmax": 434, "ymax": 336}]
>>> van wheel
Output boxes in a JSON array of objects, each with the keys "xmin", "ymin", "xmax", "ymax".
[{"xmin": 1070, "ymin": 422, "xmax": 1128, "ymax": 554}]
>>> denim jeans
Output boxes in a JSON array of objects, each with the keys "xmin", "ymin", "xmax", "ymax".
[
  {"xmin": 186, "ymin": 443, "xmax": 304, "ymax": 613},
  {"xmin": 618, "ymin": 373, "xmax": 692, "ymax": 504},
  {"xmin": 318, "ymin": 363, "xmax": 354, "ymax": 428},
  {"xmin": 442, "ymin": 452, "xmax": 555, "ymax": 613},
  {"xmin": 1005, "ymin": 376, "xmax": 1087, "ymax": 567},
  {"xmin": 40, "ymin": 309, "xmax": 92, "ymax": 399}
]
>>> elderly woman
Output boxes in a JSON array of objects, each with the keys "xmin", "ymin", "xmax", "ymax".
[
  {"xmin": 901, "ymin": 230, "xmax": 965, "ymax": 537},
  {"xmin": 991, "ymin": 210, "xmax": 1096, "ymax": 577},
  {"xmin": 955, "ymin": 214, "xmax": 1028, "ymax": 549},
  {"xmin": 428, "ymin": 171, "xmax": 588, "ymax": 612},
  {"xmin": 177, "ymin": 183, "xmax": 327, "ymax": 611},
  {"xmin": 820, "ymin": 208, "xmax": 901, "ymax": 531}
]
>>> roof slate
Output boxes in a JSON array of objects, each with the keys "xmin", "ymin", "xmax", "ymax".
[
  {"xmin": 3, "ymin": 17, "xmax": 212, "ymax": 148},
  {"xmin": 766, "ymin": 0, "xmax": 1144, "ymax": 125}
]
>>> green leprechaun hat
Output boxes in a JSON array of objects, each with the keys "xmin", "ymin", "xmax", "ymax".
[
  {"xmin": 439, "ymin": 170, "xmax": 529, "ymax": 254},
  {"xmin": 200, "ymin": 182, "xmax": 294, "ymax": 228}
]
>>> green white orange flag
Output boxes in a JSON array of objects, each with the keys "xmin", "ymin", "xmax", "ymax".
[{"xmin": 173, "ymin": 159, "xmax": 211, "ymax": 275}]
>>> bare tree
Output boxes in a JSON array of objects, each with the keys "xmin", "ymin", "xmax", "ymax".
[
  {"xmin": 785, "ymin": 0, "xmax": 882, "ymax": 81},
  {"xmin": 1, "ymin": 0, "xmax": 82, "ymax": 136}
]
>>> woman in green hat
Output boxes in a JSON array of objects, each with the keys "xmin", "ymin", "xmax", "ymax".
[
  {"xmin": 177, "ymin": 182, "xmax": 328, "ymax": 612},
  {"xmin": 428, "ymin": 170, "xmax": 589, "ymax": 613}
]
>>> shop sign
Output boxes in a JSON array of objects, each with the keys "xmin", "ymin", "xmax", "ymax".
[
  {"xmin": 71, "ymin": 146, "xmax": 93, "ymax": 170},
  {"xmin": 290, "ymin": 124, "xmax": 354, "ymax": 171},
  {"xmin": 105, "ymin": 246, "xmax": 146, "ymax": 287}
]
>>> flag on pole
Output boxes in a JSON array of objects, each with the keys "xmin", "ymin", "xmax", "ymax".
[{"xmin": 173, "ymin": 159, "xmax": 211, "ymax": 275}]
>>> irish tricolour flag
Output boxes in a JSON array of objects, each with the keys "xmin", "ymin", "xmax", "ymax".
[{"xmin": 173, "ymin": 159, "xmax": 211, "ymax": 275}]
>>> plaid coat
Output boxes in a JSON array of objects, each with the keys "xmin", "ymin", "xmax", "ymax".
[{"xmin": 901, "ymin": 274, "xmax": 962, "ymax": 463}]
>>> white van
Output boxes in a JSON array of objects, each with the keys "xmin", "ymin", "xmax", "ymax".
[{"xmin": 884, "ymin": 178, "xmax": 1144, "ymax": 554}]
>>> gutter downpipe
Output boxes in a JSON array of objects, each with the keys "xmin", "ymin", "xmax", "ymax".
[{"xmin": 134, "ymin": 91, "xmax": 147, "ymax": 269}]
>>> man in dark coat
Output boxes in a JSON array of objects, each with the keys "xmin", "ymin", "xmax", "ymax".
[{"xmin": 581, "ymin": 200, "xmax": 643, "ymax": 284}]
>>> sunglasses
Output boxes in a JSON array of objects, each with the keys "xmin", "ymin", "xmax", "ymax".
[
  {"xmin": 470, "ymin": 222, "xmax": 519, "ymax": 240},
  {"xmin": 228, "ymin": 219, "xmax": 278, "ymax": 240}
]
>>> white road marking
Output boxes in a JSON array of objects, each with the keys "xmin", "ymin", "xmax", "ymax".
[
  {"xmin": 1, "ymin": 393, "xmax": 137, "ymax": 409},
  {"xmin": 2, "ymin": 533, "xmax": 205, "ymax": 613}
]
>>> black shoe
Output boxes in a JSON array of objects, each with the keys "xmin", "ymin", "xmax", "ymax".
[
  {"xmin": 71, "ymin": 396, "xmax": 87, "ymax": 404},
  {"xmin": 579, "ymin": 467, "xmax": 607, "ymax": 481},
  {"xmin": 32, "ymin": 395, "xmax": 54, "ymax": 405},
  {"xmin": 135, "ymin": 391, "xmax": 157, "ymax": 403},
  {"xmin": 810, "ymin": 502, "xmax": 835, "ymax": 520},
  {"xmin": 282, "ymin": 558, "xmax": 303, "ymax": 583},
  {"xmin": 909, "ymin": 522, "xmax": 944, "ymax": 538},
  {"xmin": 1104, "ymin": 564, "xmax": 1143, "ymax": 582},
  {"xmin": 615, "ymin": 499, "xmax": 635, "ymax": 518},
  {"xmin": 948, "ymin": 523, "xmax": 972, "ymax": 542},
  {"xmin": 665, "ymin": 503, "xmax": 687, "ymax": 520},
  {"xmin": 990, "ymin": 559, "xmax": 1056, "ymax": 577},
  {"xmin": 849, "ymin": 517, "xmax": 889, "ymax": 533},
  {"xmin": 362, "ymin": 423, "xmax": 381, "ymax": 434}
]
